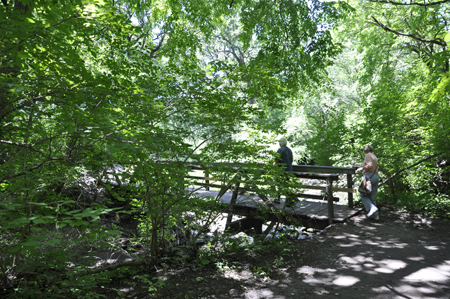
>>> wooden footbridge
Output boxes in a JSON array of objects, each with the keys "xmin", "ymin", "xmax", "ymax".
[{"xmin": 185, "ymin": 162, "xmax": 364, "ymax": 230}]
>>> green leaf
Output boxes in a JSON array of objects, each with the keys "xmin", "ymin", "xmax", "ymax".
[
  {"xmin": 445, "ymin": 32, "xmax": 450, "ymax": 43},
  {"xmin": 20, "ymin": 240, "xmax": 40, "ymax": 247},
  {"xmin": 31, "ymin": 218, "xmax": 47, "ymax": 225},
  {"xmin": 105, "ymin": 230, "xmax": 121, "ymax": 235},
  {"xmin": 43, "ymin": 239, "xmax": 61, "ymax": 246}
]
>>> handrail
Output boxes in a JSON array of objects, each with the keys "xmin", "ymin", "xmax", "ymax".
[
  {"xmin": 292, "ymin": 165, "xmax": 356, "ymax": 174},
  {"xmin": 185, "ymin": 161, "xmax": 356, "ymax": 174},
  {"xmin": 290, "ymin": 171, "xmax": 339, "ymax": 181}
]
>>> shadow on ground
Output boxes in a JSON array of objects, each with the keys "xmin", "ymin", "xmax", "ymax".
[{"xmin": 151, "ymin": 207, "xmax": 450, "ymax": 299}]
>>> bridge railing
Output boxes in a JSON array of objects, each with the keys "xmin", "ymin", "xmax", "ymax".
[
  {"xmin": 291, "ymin": 165, "xmax": 357, "ymax": 209},
  {"xmin": 183, "ymin": 161, "xmax": 357, "ymax": 224}
]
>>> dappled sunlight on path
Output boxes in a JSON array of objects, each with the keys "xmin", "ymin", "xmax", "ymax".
[
  {"xmin": 154, "ymin": 208, "xmax": 450, "ymax": 299},
  {"xmin": 287, "ymin": 211, "xmax": 450, "ymax": 298}
]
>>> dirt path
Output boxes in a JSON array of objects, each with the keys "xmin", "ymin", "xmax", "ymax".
[{"xmin": 155, "ymin": 206, "xmax": 450, "ymax": 299}]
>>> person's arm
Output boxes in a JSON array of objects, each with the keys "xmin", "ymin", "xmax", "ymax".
[
  {"xmin": 274, "ymin": 149, "xmax": 281, "ymax": 166},
  {"xmin": 365, "ymin": 177, "xmax": 372, "ymax": 192},
  {"xmin": 357, "ymin": 154, "xmax": 368, "ymax": 173},
  {"xmin": 364, "ymin": 161, "xmax": 373, "ymax": 173}
]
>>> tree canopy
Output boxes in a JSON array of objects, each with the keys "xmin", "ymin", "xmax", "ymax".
[{"xmin": 1, "ymin": 0, "xmax": 450, "ymax": 296}]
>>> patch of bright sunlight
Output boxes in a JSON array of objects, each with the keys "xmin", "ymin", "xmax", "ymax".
[
  {"xmin": 374, "ymin": 259, "xmax": 408, "ymax": 274},
  {"xmin": 423, "ymin": 245, "xmax": 441, "ymax": 250},
  {"xmin": 402, "ymin": 260, "xmax": 450, "ymax": 282},
  {"xmin": 332, "ymin": 275, "xmax": 360, "ymax": 286}
]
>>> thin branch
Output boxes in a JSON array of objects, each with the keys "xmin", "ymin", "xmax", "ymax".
[
  {"xmin": 369, "ymin": 0, "xmax": 450, "ymax": 6},
  {"xmin": 0, "ymin": 139, "xmax": 49, "ymax": 157},
  {"xmin": 150, "ymin": 34, "xmax": 165, "ymax": 58},
  {"xmin": 185, "ymin": 130, "xmax": 230, "ymax": 164},
  {"xmin": 219, "ymin": 35, "xmax": 245, "ymax": 64},
  {"xmin": 0, "ymin": 158, "xmax": 63, "ymax": 183},
  {"xmin": 90, "ymin": 99, "xmax": 103, "ymax": 114},
  {"xmin": 380, "ymin": 150, "xmax": 450, "ymax": 187},
  {"xmin": 48, "ymin": 14, "xmax": 78, "ymax": 29},
  {"xmin": 372, "ymin": 17, "xmax": 447, "ymax": 47}
]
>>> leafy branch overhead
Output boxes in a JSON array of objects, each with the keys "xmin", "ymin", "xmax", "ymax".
[
  {"xmin": 368, "ymin": 0, "xmax": 450, "ymax": 7},
  {"xmin": 371, "ymin": 16, "xmax": 447, "ymax": 47}
]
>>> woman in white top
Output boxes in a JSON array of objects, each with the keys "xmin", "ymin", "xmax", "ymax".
[
  {"xmin": 357, "ymin": 145, "xmax": 379, "ymax": 220},
  {"xmin": 357, "ymin": 145, "xmax": 378, "ymax": 175}
]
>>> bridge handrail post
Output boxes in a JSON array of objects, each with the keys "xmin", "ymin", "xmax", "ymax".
[
  {"xmin": 347, "ymin": 173, "xmax": 353, "ymax": 208},
  {"xmin": 205, "ymin": 167, "xmax": 210, "ymax": 191},
  {"xmin": 326, "ymin": 177, "xmax": 334, "ymax": 225},
  {"xmin": 225, "ymin": 172, "xmax": 242, "ymax": 229}
]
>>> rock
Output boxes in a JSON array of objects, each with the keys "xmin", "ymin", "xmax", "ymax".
[{"xmin": 230, "ymin": 232, "xmax": 254, "ymax": 245}]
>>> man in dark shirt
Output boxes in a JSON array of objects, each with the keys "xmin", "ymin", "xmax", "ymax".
[
  {"xmin": 273, "ymin": 137, "xmax": 293, "ymax": 171},
  {"xmin": 273, "ymin": 137, "xmax": 296, "ymax": 206}
]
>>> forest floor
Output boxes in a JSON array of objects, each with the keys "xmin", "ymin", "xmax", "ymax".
[{"xmin": 143, "ymin": 205, "xmax": 450, "ymax": 299}]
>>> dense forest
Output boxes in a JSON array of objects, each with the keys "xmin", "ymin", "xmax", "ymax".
[{"xmin": 1, "ymin": 0, "xmax": 449, "ymax": 297}]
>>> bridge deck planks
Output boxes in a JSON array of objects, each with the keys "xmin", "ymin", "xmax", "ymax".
[{"xmin": 191, "ymin": 188, "xmax": 363, "ymax": 224}]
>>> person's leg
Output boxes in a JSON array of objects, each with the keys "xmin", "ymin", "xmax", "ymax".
[
  {"xmin": 360, "ymin": 194, "xmax": 378, "ymax": 217},
  {"xmin": 370, "ymin": 195, "xmax": 379, "ymax": 219}
]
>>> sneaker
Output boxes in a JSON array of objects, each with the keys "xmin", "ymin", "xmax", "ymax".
[
  {"xmin": 373, "ymin": 214, "xmax": 379, "ymax": 221},
  {"xmin": 367, "ymin": 206, "xmax": 378, "ymax": 217}
]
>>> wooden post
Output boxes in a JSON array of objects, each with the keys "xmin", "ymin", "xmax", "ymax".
[
  {"xmin": 205, "ymin": 167, "xmax": 210, "ymax": 191},
  {"xmin": 347, "ymin": 173, "xmax": 353, "ymax": 209},
  {"xmin": 225, "ymin": 175, "xmax": 241, "ymax": 230},
  {"xmin": 326, "ymin": 177, "xmax": 334, "ymax": 225}
]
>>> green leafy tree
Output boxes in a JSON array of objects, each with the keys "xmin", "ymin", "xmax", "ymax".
[
  {"xmin": 302, "ymin": 0, "xmax": 450, "ymax": 214},
  {"xmin": 0, "ymin": 0, "xmax": 350, "ymax": 294}
]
